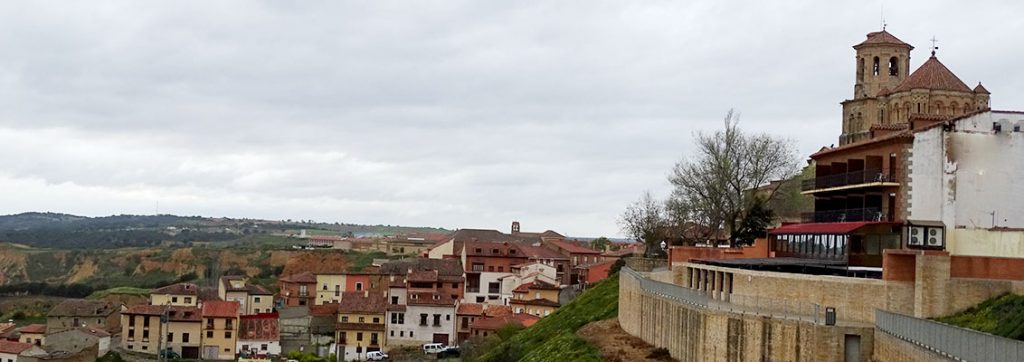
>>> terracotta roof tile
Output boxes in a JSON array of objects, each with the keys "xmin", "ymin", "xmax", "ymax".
[
  {"xmin": 517, "ymin": 245, "xmax": 569, "ymax": 260},
  {"xmin": 853, "ymin": 30, "xmax": 912, "ymax": 49},
  {"xmin": 309, "ymin": 304, "xmax": 338, "ymax": 317},
  {"xmin": 512, "ymin": 313, "xmax": 541, "ymax": 327},
  {"xmin": 892, "ymin": 56, "xmax": 971, "ymax": 93},
  {"xmin": 0, "ymin": 340, "xmax": 35, "ymax": 354},
  {"xmin": 202, "ymin": 301, "xmax": 240, "ymax": 318},
  {"xmin": 123, "ymin": 305, "xmax": 202, "ymax": 322},
  {"xmin": 18, "ymin": 324, "xmax": 46, "ymax": 334},
  {"xmin": 456, "ymin": 303, "xmax": 485, "ymax": 316},
  {"xmin": 974, "ymin": 82, "xmax": 990, "ymax": 94},
  {"xmin": 77, "ymin": 326, "xmax": 111, "ymax": 338},
  {"xmin": 337, "ymin": 292, "xmax": 388, "ymax": 314},
  {"xmin": 379, "ymin": 257, "xmax": 464, "ymax": 278},
  {"xmin": 548, "ymin": 240, "xmax": 601, "ymax": 255},
  {"xmin": 152, "ymin": 282, "xmax": 199, "ymax": 296},
  {"xmin": 511, "ymin": 298, "xmax": 560, "ymax": 307}
]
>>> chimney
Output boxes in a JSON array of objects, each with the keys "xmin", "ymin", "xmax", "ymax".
[{"xmin": 511, "ymin": 221, "xmax": 521, "ymax": 234}]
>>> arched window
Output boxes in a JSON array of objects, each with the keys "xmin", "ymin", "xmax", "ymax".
[
  {"xmin": 951, "ymin": 102, "xmax": 959, "ymax": 115},
  {"xmin": 889, "ymin": 57, "xmax": 899, "ymax": 76},
  {"xmin": 872, "ymin": 57, "xmax": 880, "ymax": 76}
]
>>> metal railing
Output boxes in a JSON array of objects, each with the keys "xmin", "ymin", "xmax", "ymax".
[
  {"xmin": 801, "ymin": 207, "xmax": 886, "ymax": 223},
  {"xmin": 875, "ymin": 309, "xmax": 1024, "ymax": 362},
  {"xmin": 622, "ymin": 267, "xmax": 824, "ymax": 324},
  {"xmin": 801, "ymin": 168, "xmax": 897, "ymax": 191}
]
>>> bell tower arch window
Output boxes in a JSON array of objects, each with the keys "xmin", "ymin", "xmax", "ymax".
[
  {"xmin": 857, "ymin": 58, "xmax": 865, "ymax": 82},
  {"xmin": 872, "ymin": 57, "xmax": 880, "ymax": 76},
  {"xmin": 888, "ymin": 57, "xmax": 899, "ymax": 76}
]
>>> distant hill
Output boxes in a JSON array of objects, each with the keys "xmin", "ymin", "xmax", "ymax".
[{"xmin": 0, "ymin": 212, "xmax": 447, "ymax": 249}]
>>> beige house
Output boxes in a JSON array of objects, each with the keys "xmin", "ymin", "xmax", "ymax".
[
  {"xmin": 335, "ymin": 292, "xmax": 388, "ymax": 360},
  {"xmin": 16, "ymin": 324, "xmax": 45, "ymax": 346},
  {"xmin": 201, "ymin": 300, "xmax": 240, "ymax": 360},
  {"xmin": 218, "ymin": 276, "xmax": 274, "ymax": 315},
  {"xmin": 120, "ymin": 305, "xmax": 202, "ymax": 358},
  {"xmin": 150, "ymin": 282, "xmax": 200, "ymax": 307},
  {"xmin": 315, "ymin": 274, "xmax": 347, "ymax": 305},
  {"xmin": 509, "ymin": 280, "xmax": 562, "ymax": 317}
]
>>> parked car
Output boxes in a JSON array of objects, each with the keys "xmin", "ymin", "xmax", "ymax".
[
  {"xmin": 158, "ymin": 348, "xmax": 180, "ymax": 359},
  {"xmin": 422, "ymin": 343, "xmax": 445, "ymax": 354},
  {"xmin": 366, "ymin": 351, "xmax": 388, "ymax": 360},
  {"xmin": 437, "ymin": 346, "xmax": 461, "ymax": 359}
]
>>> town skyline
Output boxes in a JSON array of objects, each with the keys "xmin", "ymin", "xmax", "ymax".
[{"xmin": 3, "ymin": 1, "xmax": 1024, "ymax": 237}]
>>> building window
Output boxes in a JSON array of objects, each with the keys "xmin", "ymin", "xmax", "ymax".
[
  {"xmin": 446, "ymin": 314, "xmax": 451, "ymax": 321},
  {"xmin": 889, "ymin": 56, "xmax": 899, "ymax": 76},
  {"xmin": 420, "ymin": 314, "xmax": 428, "ymax": 326},
  {"xmin": 142, "ymin": 330, "xmax": 149, "ymax": 339},
  {"xmin": 129, "ymin": 316, "xmax": 136, "ymax": 326},
  {"xmin": 498, "ymin": 266, "xmax": 504, "ymax": 272},
  {"xmin": 433, "ymin": 314, "xmax": 441, "ymax": 327},
  {"xmin": 476, "ymin": 297, "xmax": 485, "ymax": 303},
  {"xmin": 184, "ymin": 297, "xmax": 192, "ymax": 304},
  {"xmin": 128, "ymin": 329, "xmax": 134, "ymax": 339},
  {"xmin": 167, "ymin": 333, "xmax": 173, "ymax": 342},
  {"xmin": 373, "ymin": 317, "xmax": 380, "ymax": 323},
  {"xmin": 390, "ymin": 330, "xmax": 394, "ymax": 337},
  {"xmin": 144, "ymin": 317, "xmax": 150, "ymax": 327},
  {"xmin": 225, "ymin": 319, "xmax": 233, "ymax": 330},
  {"xmin": 261, "ymin": 344, "xmax": 267, "ymax": 350},
  {"xmin": 359, "ymin": 316, "xmax": 365, "ymax": 323},
  {"xmin": 391, "ymin": 296, "xmax": 399, "ymax": 304},
  {"xmin": 225, "ymin": 331, "xmax": 232, "ymax": 338},
  {"xmin": 356, "ymin": 332, "xmax": 363, "ymax": 341},
  {"xmin": 872, "ymin": 56, "xmax": 880, "ymax": 76},
  {"xmin": 172, "ymin": 297, "xmax": 178, "ymax": 303},
  {"xmin": 183, "ymin": 333, "xmax": 189, "ymax": 343},
  {"xmin": 341, "ymin": 316, "xmax": 349, "ymax": 323},
  {"xmin": 355, "ymin": 282, "xmax": 363, "ymax": 291},
  {"xmin": 400, "ymin": 331, "xmax": 404, "ymax": 337},
  {"xmin": 207, "ymin": 331, "xmax": 213, "ymax": 338},
  {"xmin": 254, "ymin": 297, "xmax": 261, "ymax": 303}
]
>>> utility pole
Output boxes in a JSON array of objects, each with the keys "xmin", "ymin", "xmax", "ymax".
[{"xmin": 157, "ymin": 302, "xmax": 170, "ymax": 362}]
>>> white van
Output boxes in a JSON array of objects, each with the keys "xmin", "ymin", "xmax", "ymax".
[{"xmin": 422, "ymin": 343, "xmax": 445, "ymax": 354}]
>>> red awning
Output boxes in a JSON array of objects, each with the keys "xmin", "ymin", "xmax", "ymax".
[{"xmin": 768, "ymin": 222, "xmax": 883, "ymax": 235}]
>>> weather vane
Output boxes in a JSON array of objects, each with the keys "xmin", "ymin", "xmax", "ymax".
[{"xmin": 930, "ymin": 36, "xmax": 939, "ymax": 56}]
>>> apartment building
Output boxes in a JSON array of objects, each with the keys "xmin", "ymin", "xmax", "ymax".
[
  {"xmin": 150, "ymin": 282, "xmax": 199, "ymax": 306},
  {"xmin": 334, "ymin": 292, "xmax": 387, "ymax": 360},
  {"xmin": 218, "ymin": 276, "xmax": 274, "ymax": 315},
  {"xmin": 120, "ymin": 305, "xmax": 202, "ymax": 358},
  {"xmin": 200, "ymin": 301, "xmax": 240, "ymax": 360}
]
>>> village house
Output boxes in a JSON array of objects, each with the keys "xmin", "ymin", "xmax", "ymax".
[
  {"xmin": 0, "ymin": 340, "xmax": 46, "ymax": 362},
  {"xmin": 543, "ymin": 240, "xmax": 602, "ymax": 284},
  {"xmin": 461, "ymin": 241, "xmax": 525, "ymax": 305},
  {"xmin": 200, "ymin": 301, "xmax": 240, "ymax": 360},
  {"xmin": 236, "ymin": 313, "xmax": 280, "ymax": 358},
  {"xmin": 469, "ymin": 313, "xmax": 540, "ymax": 339},
  {"xmin": 43, "ymin": 326, "xmax": 111, "ymax": 358},
  {"xmin": 334, "ymin": 292, "xmax": 388, "ymax": 360},
  {"xmin": 378, "ymin": 258, "xmax": 464, "ymax": 347},
  {"xmin": 574, "ymin": 259, "xmax": 617, "ymax": 287},
  {"xmin": 16, "ymin": 325, "xmax": 45, "ymax": 346},
  {"xmin": 46, "ymin": 300, "xmax": 119, "ymax": 335},
  {"xmin": 499, "ymin": 262, "xmax": 560, "ymax": 305},
  {"xmin": 218, "ymin": 276, "xmax": 274, "ymax": 315},
  {"xmin": 455, "ymin": 303, "xmax": 511, "ymax": 343},
  {"xmin": 278, "ymin": 272, "xmax": 317, "ymax": 307},
  {"xmin": 120, "ymin": 304, "xmax": 202, "ymax": 358},
  {"xmin": 509, "ymin": 280, "xmax": 562, "ymax": 317},
  {"xmin": 150, "ymin": 282, "xmax": 199, "ymax": 306}
]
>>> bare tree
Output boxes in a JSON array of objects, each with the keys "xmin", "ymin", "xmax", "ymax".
[
  {"xmin": 668, "ymin": 110, "xmax": 799, "ymax": 246},
  {"xmin": 618, "ymin": 191, "xmax": 667, "ymax": 257}
]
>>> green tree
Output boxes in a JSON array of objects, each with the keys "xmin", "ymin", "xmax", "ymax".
[{"xmin": 589, "ymin": 237, "xmax": 612, "ymax": 252}]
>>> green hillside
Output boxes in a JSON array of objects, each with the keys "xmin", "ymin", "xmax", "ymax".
[
  {"xmin": 476, "ymin": 273, "xmax": 620, "ymax": 362},
  {"xmin": 935, "ymin": 293, "xmax": 1024, "ymax": 341}
]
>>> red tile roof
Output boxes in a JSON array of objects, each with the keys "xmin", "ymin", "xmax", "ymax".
[
  {"xmin": 239, "ymin": 314, "xmax": 280, "ymax": 341},
  {"xmin": 77, "ymin": 326, "xmax": 111, "ymax": 338},
  {"xmin": 202, "ymin": 301, "xmax": 240, "ymax": 318},
  {"xmin": 0, "ymin": 340, "xmax": 35, "ymax": 354},
  {"xmin": 854, "ymin": 30, "xmax": 912, "ymax": 49},
  {"xmin": 518, "ymin": 245, "xmax": 569, "ymax": 260},
  {"xmin": 471, "ymin": 312, "xmax": 542, "ymax": 331},
  {"xmin": 18, "ymin": 324, "xmax": 46, "ymax": 334},
  {"xmin": 768, "ymin": 222, "xmax": 897, "ymax": 235},
  {"xmin": 337, "ymin": 292, "xmax": 388, "ymax": 314},
  {"xmin": 974, "ymin": 82, "xmax": 990, "ymax": 94},
  {"xmin": 152, "ymin": 282, "xmax": 199, "ymax": 296},
  {"xmin": 514, "ymin": 280, "xmax": 561, "ymax": 293},
  {"xmin": 892, "ymin": 56, "xmax": 971, "ymax": 93},
  {"xmin": 123, "ymin": 305, "xmax": 202, "ymax": 322},
  {"xmin": 512, "ymin": 313, "xmax": 541, "ymax": 327},
  {"xmin": 549, "ymin": 240, "xmax": 601, "ymax": 255},
  {"xmin": 456, "ymin": 303, "xmax": 484, "ymax": 316},
  {"xmin": 48, "ymin": 299, "xmax": 116, "ymax": 317}
]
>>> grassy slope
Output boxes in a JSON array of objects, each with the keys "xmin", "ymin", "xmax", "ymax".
[
  {"xmin": 87, "ymin": 286, "xmax": 152, "ymax": 299},
  {"xmin": 477, "ymin": 273, "xmax": 620, "ymax": 362},
  {"xmin": 935, "ymin": 293, "xmax": 1024, "ymax": 341}
]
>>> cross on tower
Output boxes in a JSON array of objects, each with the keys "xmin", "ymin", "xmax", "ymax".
[{"xmin": 930, "ymin": 36, "xmax": 939, "ymax": 56}]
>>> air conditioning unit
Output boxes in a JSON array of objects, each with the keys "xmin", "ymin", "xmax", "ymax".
[
  {"xmin": 927, "ymin": 227, "xmax": 944, "ymax": 247},
  {"xmin": 907, "ymin": 226, "xmax": 924, "ymax": 246}
]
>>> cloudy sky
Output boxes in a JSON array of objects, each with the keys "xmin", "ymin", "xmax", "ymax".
[{"xmin": 1, "ymin": 1, "xmax": 1021, "ymax": 237}]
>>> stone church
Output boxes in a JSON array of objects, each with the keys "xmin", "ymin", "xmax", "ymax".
[{"xmin": 840, "ymin": 30, "xmax": 991, "ymax": 145}]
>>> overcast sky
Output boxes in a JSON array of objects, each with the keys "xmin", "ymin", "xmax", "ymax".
[{"xmin": 1, "ymin": 1, "xmax": 1021, "ymax": 237}]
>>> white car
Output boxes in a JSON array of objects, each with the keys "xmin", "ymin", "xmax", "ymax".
[
  {"xmin": 422, "ymin": 343, "xmax": 444, "ymax": 354},
  {"xmin": 366, "ymin": 351, "xmax": 388, "ymax": 360}
]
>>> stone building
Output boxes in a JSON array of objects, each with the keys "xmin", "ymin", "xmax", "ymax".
[
  {"xmin": 46, "ymin": 300, "xmax": 119, "ymax": 335},
  {"xmin": 840, "ymin": 30, "xmax": 990, "ymax": 145}
]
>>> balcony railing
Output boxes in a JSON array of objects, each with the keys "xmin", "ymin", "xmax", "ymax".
[
  {"xmin": 801, "ymin": 168, "xmax": 897, "ymax": 191},
  {"xmin": 802, "ymin": 208, "xmax": 886, "ymax": 223}
]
